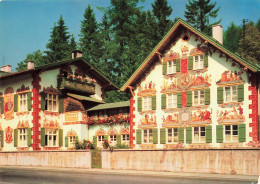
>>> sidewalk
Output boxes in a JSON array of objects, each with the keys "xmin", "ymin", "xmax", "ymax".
[{"xmin": 0, "ymin": 165, "xmax": 258, "ymax": 182}]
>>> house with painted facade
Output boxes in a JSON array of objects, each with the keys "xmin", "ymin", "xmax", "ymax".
[
  {"xmin": 0, "ymin": 51, "xmax": 130, "ymax": 151},
  {"xmin": 121, "ymin": 19, "xmax": 260, "ymax": 149}
]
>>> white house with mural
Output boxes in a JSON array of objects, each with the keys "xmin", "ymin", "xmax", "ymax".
[
  {"xmin": 121, "ymin": 19, "xmax": 260, "ymax": 149},
  {"xmin": 0, "ymin": 51, "xmax": 130, "ymax": 151}
]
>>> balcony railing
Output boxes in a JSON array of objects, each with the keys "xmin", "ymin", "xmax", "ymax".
[
  {"xmin": 58, "ymin": 76, "xmax": 95, "ymax": 95},
  {"xmin": 63, "ymin": 111, "xmax": 88, "ymax": 124}
]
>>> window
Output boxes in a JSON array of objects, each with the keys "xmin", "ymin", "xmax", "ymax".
[
  {"xmin": 18, "ymin": 128, "xmax": 27, "ymax": 147},
  {"xmin": 194, "ymin": 55, "xmax": 204, "ymax": 70},
  {"xmin": 224, "ymin": 86, "xmax": 237, "ymax": 103},
  {"xmin": 224, "ymin": 125, "xmax": 238, "ymax": 142},
  {"xmin": 45, "ymin": 94, "xmax": 58, "ymax": 112},
  {"xmin": 193, "ymin": 127, "xmax": 206, "ymax": 143},
  {"xmin": 167, "ymin": 60, "xmax": 176, "ymax": 74},
  {"xmin": 143, "ymin": 96, "xmax": 152, "ymax": 111},
  {"xmin": 109, "ymin": 135, "xmax": 117, "ymax": 146},
  {"xmin": 97, "ymin": 135, "xmax": 104, "ymax": 147},
  {"xmin": 122, "ymin": 134, "xmax": 130, "ymax": 145},
  {"xmin": 167, "ymin": 94, "xmax": 177, "ymax": 108},
  {"xmin": 69, "ymin": 136, "xmax": 76, "ymax": 148},
  {"xmin": 143, "ymin": 129, "xmax": 153, "ymax": 144},
  {"xmin": 18, "ymin": 93, "xmax": 28, "ymax": 112},
  {"xmin": 193, "ymin": 90, "xmax": 205, "ymax": 106},
  {"xmin": 45, "ymin": 129, "xmax": 58, "ymax": 147},
  {"xmin": 167, "ymin": 128, "xmax": 178, "ymax": 143}
]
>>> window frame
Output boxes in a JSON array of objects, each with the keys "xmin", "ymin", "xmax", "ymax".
[
  {"xmin": 18, "ymin": 128, "xmax": 28, "ymax": 147},
  {"xmin": 97, "ymin": 135, "xmax": 105, "ymax": 147},
  {"xmin": 45, "ymin": 128, "xmax": 58, "ymax": 147},
  {"xmin": 193, "ymin": 126, "xmax": 206, "ymax": 143},
  {"xmin": 121, "ymin": 134, "xmax": 130, "ymax": 145},
  {"xmin": 143, "ymin": 96, "xmax": 152, "ymax": 111},
  {"xmin": 166, "ymin": 128, "xmax": 178, "ymax": 144},
  {"xmin": 18, "ymin": 93, "xmax": 28, "ymax": 112},
  {"xmin": 224, "ymin": 124, "xmax": 238, "ymax": 142},
  {"xmin": 143, "ymin": 129, "xmax": 153, "ymax": 144},
  {"xmin": 109, "ymin": 135, "xmax": 117, "ymax": 146},
  {"xmin": 193, "ymin": 89, "xmax": 205, "ymax": 106},
  {"xmin": 68, "ymin": 136, "xmax": 76, "ymax": 148},
  {"xmin": 45, "ymin": 93, "xmax": 58, "ymax": 112},
  {"xmin": 193, "ymin": 55, "xmax": 204, "ymax": 70},
  {"xmin": 224, "ymin": 86, "xmax": 238, "ymax": 103},
  {"xmin": 167, "ymin": 60, "xmax": 176, "ymax": 74},
  {"xmin": 167, "ymin": 93, "xmax": 177, "ymax": 109}
]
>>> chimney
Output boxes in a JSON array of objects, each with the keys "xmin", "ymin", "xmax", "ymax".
[
  {"xmin": 27, "ymin": 61, "xmax": 35, "ymax": 70},
  {"xmin": 1, "ymin": 65, "xmax": 12, "ymax": 73},
  {"xmin": 71, "ymin": 50, "xmax": 83, "ymax": 59},
  {"xmin": 212, "ymin": 24, "xmax": 223, "ymax": 44}
]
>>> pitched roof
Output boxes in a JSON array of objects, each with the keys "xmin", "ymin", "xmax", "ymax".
[
  {"xmin": 87, "ymin": 101, "xmax": 130, "ymax": 111},
  {"xmin": 121, "ymin": 18, "xmax": 260, "ymax": 91},
  {"xmin": 0, "ymin": 57, "xmax": 119, "ymax": 91},
  {"xmin": 67, "ymin": 93, "xmax": 105, "ymax": 104}
]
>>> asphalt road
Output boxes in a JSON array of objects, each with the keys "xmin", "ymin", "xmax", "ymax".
[{"xmin": 0, "ymin": 167, "xmax": 257, "ymax": 184}]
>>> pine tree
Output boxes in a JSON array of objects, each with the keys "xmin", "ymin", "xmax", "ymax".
[
  {"xmin": 16, "ymin": 50, "xmax": 44, "ymax": 72},
  {"xmin": 223, "ymin": 22, "xmax": 242, "ymax": 52},
  {"xmin": 79, "ymin": 5, "xmax": 99, "ymax": 66},
  {"xmin": 152, "ymin": 0, "xmax": 173, "ymax": 40},
  {"xmin": 70, "ymin": 34, "xmax": 77, "ymax": 51},
  {"xmin": 45, "ymin": 16, "xmax": 71, "ymax": 63},
  {"xmin": 184, "ymin": 0, "xmax": 221, "ymax": 35},
  {"xmin": 238, "ymin": 21, "xmax": 260, "ymax": 64},
  {"xmin": 255, "ymin": 18, "xmax": 260, "ymax": 32}
]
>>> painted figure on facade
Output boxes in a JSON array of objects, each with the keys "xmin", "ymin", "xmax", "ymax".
[
  {"xmin": 5, "ymin": 126, "xmax": 13, "ymax": 144},
  {"xmin": 192, "ymin": 110, "xmax": 211, "ymax": 122},
  {"xmin": 139, "ymin": 115, "xmax": 156, "ymax": 126},
  {"xmin": 162, "ymin": 113, "xmax": 179, "ymax": 124},
  {"xmin": 217, "ymin": 106, "xmax": 244, "ymax": 122},
  {"xmin": 137, "ymin": 81, "xmax": 156, "ymax": 96}
]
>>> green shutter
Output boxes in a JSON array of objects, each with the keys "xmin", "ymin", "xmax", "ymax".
[
  {"xmin": 186, "ymin": 127, "xmax": 192, "ymax": 144},
  {"xmin": 14, "ymin": 94, "xmax": 18, "ymax": 112},
  {"xmin": 75, "ymin": 136, "xmax": 78, "ymax": 141},
  {"xmin": 205, "ymin": 88, "xmax": 210, "ymax": 105},
  {"xmin": 59, "ymin": 95, "xmax": 64, "ymax": 113},
  {"xmin": 162, "ymin": 62, "xmax": 167, "ymax": 75},
  {"xmin": 59, "ymin": 129, "xmax": 63, "ymax": 147},
  {"xmin": 27, "ymin": 92, "xmax": 32, "ymax": 111},
  {"xmin": 152, "ymin": 95, "xmax": 156, "ymax": 110},
  {"xmin": 0, "ymin": 97, "xmax": 4, "ymax": 114},
  {"xmin": 117, "ymin": 134, "xmax": 121, "ymax": 145},
  {"xmin": 65, "ymin": 136, "xmax": 68, "ymax": 147},
  {"xmin": 136, "ymin": 129, "xmax": 142, "ymax": 144},
  {"xmin": 0, "ymin": 130, "xmax": 3, "ymax": 147},
  {"xmin": 188, "ymin": 56, "xmax": 193, "ymax": 70},
  {"xmin": 238, "ymin": 124, "xmax": 246, "ymax": 142},
  {"xmin": 206, "ymin": 126, "xmax": 212, "ymax": 143},
  {"xmin": 161, "ymin": 94, "xmax": 166, "ymax": 109},
  {"xmin": 137, "ymin": 97, "xmax": 142, "ymax": 112},
  {"xmin": 14, "ymin": 129, "xmax": 18, "ymax": 147},
  {"xmin": 217, "ymin": 87, "xmax": 223, "ymax": 104},
  {"xmin": 216, "ymin": 125, "xmax": 223, "ymax": 143},
  {"xmin": 40, "ymin": 92, "xmax": 46, "ymax": 111},
  {"xmin": 152, "ymin": 128, "xmax": 158, "ymax": 144},
  {"xmin": 204, "ymin": 54, "xmax": 208, "ymax": 67},
  {"xmin": 238, "ymin": 84, "xmax": 244, "ymax": 102},
  {"xmin": 27, "ymin": 128, "xmax": 32, "ymax": 147},
  {"xmin": 177, "ymin": 92, "xmax": 182, "ymax": 108},
  {"xmin": 41, "ymin": 128, "xmax": 45, "ymax": 146},
  {"xmin": 176, "ymin": 59, "xmax": 180, "ymax": 72},
  {"xmin": 186, "ymin": 91, "xmax": 192, "ymax": 107},
  {"xmin": 93, "ymin": 136, "xmax": 97, "ymax": 147},
  {"xmin": 104, "ymin": 135, "xmax": 108, "ymax": 140},
  {"xmin": 178, "ymin": 127, "xmax": 184, "ymax": 143},
  {"xmin": 160, "ymin": 128, "xmax": 166, "ymax": 144}
]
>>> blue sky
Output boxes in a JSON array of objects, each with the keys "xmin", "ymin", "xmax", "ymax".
[{"xmin": 0, "ymin": 0, "xmax": 259, "ymax": 71}]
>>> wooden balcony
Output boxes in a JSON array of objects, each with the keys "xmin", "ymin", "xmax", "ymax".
[
  {"xmin": 58, "ymin": 76, "xmax": 95, "ymax": 95},
  {"xmin": 63, "ymin": 111, "xmax": 88, "ymax": 125}
]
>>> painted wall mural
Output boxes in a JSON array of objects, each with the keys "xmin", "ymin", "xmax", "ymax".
[
  {"xmin": 5, "ymin": 126, "xmax": 13, "ymax": 144},
  {"xmin": 17, "ymin": 120, "xmax": 30, "ymax": 128},
  {"xmin": 191, "ymin": 109, "xmax": 211, "ymax": 123},
  {"xmin": 139, "ymin": 114, "xmax": 157, "ymax": 127},
  {"xmin": 137, "ymin": 81, "xmax": 156, "ymax": 96},
  {"xmin": 4, "ymin": 87, "xmax": 14, "ymax": 120},
  {"xmin": 217, "ymin": 106, "xmax": 245, "ymax": 123},
  {"xmin": 216, "ymin": 70, "xmax": 243, "ymax": 84},
  {"xmin": 43, "ymin": 120, "xmax": 60, "ymax": 129},
  {"xmin": 162, "ymin": 113, "xmax": 179, "ymax": 125}
]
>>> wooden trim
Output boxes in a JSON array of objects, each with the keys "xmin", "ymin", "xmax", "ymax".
[{"xmin": 155, "ymin": 51, "xmax": 163, "ymax": 64}]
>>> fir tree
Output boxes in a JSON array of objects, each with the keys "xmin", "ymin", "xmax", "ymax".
[
  {"xmin": 45, "ymin": 16, "xmax": 71, "ymax": 63},
  {"xmin": 238, "ymin": 21, "xmax": 260, "ymax": 64},
  {"xmin": 69, "ymin": 34, "xmax": 77, "ymax": 51},
  {"xmin": 223, "ymin": 22, "xmax": 242, "ymax": 52},
  {"xmin": 16, "ymin": 50, "xmax": 44, "ymax": 72},
  {"xmin": 152, "ymin": 0, "xmax": 173, "ymax": 40},
  {"xmin": 184, "ymin": 0, "xmax": 221, "ymax": 35}
]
